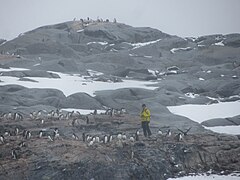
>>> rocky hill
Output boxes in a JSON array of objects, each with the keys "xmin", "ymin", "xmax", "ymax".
[{"xmin": 0, "ymin": 20, "xmax": 240, "ymax": 179}]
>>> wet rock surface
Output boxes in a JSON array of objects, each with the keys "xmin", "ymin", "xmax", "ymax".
[{"xmin": 0, "ymin": 113, "xmax": 239, "ymax": 180}]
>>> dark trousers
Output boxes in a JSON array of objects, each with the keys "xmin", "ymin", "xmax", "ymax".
[{"xmin": 141, "ymin": 121, "xmax": 152, "ymax": 137}]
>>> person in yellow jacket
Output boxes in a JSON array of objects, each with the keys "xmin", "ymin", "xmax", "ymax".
[{"xmin": 140, "ymin": 104, "xmax": 152, "ymax": 137}]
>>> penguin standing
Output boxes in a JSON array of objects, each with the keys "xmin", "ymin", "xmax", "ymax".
[
  {"xmin": 104, "ymin": 135, "xmax": 108, "ymax": 144},
  {"xmin": 19, "ymin": 141, "xmax": 26, "ymax": 147},
  {"xmin": 48, "ymin": 135, "xmax": 54, "ymax": 142},
  {"xmin": 130, "ymin": 136, "xmax": 135, "ymax": 142},
  {"xmin": 122, "ymin": 134, "xmax": 127, "ymax": 140},
  {"xmin": 108, "ymin": 135, "xmax": 113, "ymax": 143},
  {"xmin": 72, "ymin": 133, "xmax": 79, "ymax": 140},
  {"xmin": 166, "ymin": 129, "xmax": 171, "ymax": 137},
  {"xmin": 158, "ymin": 129, "xmax": 163, "ymax": 135},
  {"xmin": 135, "ymin": 130, "xmax": 140, "ymax": 141},
  {"xmin": 11, "ymin": 149, "xmax": 18, "ymax": 159},
  {"xmin": 25, "ymin": 131, "xmax": 31, "ymax": 139},
  {"xmin": 95, "ymin": 136, "xmax": 100, "ymax": 143},
  {"xmin": 15, "ymin": 127, "xmax": 19, "ymax": 136},
  {"xmin": 117, "ymin": 133, "xmax": 122, "ymax": 140},
  {"xmin": 176, "ymin": 133, "xmax": 183, "ymax": 142},
  {"xmin": 0, "ymin": 135, "xmax": 4, "ymax": 144},
  {"xmin": 82, "ymin": 133, "xmax": 86, "ymax": 142}
]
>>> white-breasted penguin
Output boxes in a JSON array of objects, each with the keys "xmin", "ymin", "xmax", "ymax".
[
  {"xmin": 48, "ymin": 135, "xmax": 54, "ymax": 141},
  {"xmin": 158, "ymin": 129, "xmax": 163, "ymax": 135},
  {"xmin": 104, "ymin": 135, "xmax": 108, "ymax": 144},
  {"xmin": 82, "ymin": 133, "xmax": 86, "ymax": 142},
  {"xmin": 95, "ymin": 136, "xmax": 100, "ymax": 143},
  {"xmin": 166, "ymin": 129, "xmax": 171, "ymax": 137},
  {"xmin": 11, "ymin": 149, "xmax": 18, "ymax": 159},
  {"xmin": 19, "ymin": 141, "xmax": 26, "ymax": 147},
  {"xmin": 108, "ymin": 135, "xmax": 113, "ymax": 143},
  {"xmin": 0, "ymin": 135, "xmax": 4, "ymax": 144},
  {"xmin": 72, "ymin": 133, "xmax": 79, "ymax": 140},
  {"xmin": 15, "ymin": 127, "xmax": 19, "ymax": 135},
  {"xmin": 117, "ymin": 133, "xmax": 122, "ymax": 140},
  {"xmin": 176, "ymin": 133, "xmax": 183, "ymax": 142},
  {"xmin": 38, "ymin": 130, "xmax": 43, "ymax": 138},
  {"xmin": 130, "ymin": 136, "xmax": 135, "ymax": 142},
  {"xmin": 122, "ymin": 134, "xmax": 127, "ymax": 140}
]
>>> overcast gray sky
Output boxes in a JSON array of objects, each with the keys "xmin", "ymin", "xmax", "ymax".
[{"xmin": 1, "ymin": 0, "xmax": 240, "ymax": 40}]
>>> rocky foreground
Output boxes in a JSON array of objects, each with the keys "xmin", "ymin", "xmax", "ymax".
[{"xmin": 0, "ymin": 112, "xmax": 240, "ymax": 180}]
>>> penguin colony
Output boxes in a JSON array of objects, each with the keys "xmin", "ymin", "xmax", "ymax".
[{"xmin": 0, "ymin": 109, "xmax": 190, "ymax": 160}]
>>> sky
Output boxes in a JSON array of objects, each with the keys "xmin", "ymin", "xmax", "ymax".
[{"xmin": 0, "ymin": 0, "xmax": 240, "ymax": 40}]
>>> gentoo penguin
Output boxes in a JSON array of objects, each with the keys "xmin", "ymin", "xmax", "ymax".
[
  {"xmin": 86, "ymin": 116, "xmax": 89, "ymax": 124},
  {"xmin": 29, "ymin": 113, "xmax": 35, "ymax": 120},
  {"xmin": 104, "ymin": 135, "xmax": 108, "ymax": 144},
  {"xmin": 4, "ymin": 130, "xmax": 10, "ymax": 136},
  {"xmin": 72, "ymin": 133, "xmax": 79, "ymax": 140},
  {"xmin": 136, "ymin": 129, "xmax": 140, "ymax": 136},
  {"xmin": 48, "ymin": 135, "xmax": 54, "ymax": 141},
  {"xmin": 108, "ymin": 135, "xmax": 113, "ymax": 143},
  {"xmin": 26, "ymin": 131, "xmax": 31, "ymax": 139},
  {"xmin": 0, "ymin": 135, "xmax": 4, "ymax": 144},
  {"xmin": 130, "ymin": 136, "xmax": 135, "ymax": 142},
  {"xmin": 11, "ymin": 149, "xmax": 18, "ymax": 159},
  {"xmin": 91, "ymin": 137, "xmax": 96, "ymax": 143},
  {"xmin": 19, "ymin": 141, "xmax": 26, "ymax": 147},
  {"xmin": 88, "ymin": 140, "xmax": 94, "ymax": 146},
  {"xmin": 122, "ymin": 134, "xmax": 127, "ymax": 140},
  {"xmin": 135, "ymin": 130, "xmax": 140, "ymax": 141},
  {"xmin": 54, "ymin": 131, "xmax": 60, "ymax": 139},
  {"xmin": 7, "ymin": 112, "xmax": 12, "ymax": 120},
  {"xmin": 158, "ymin": 129, "xmax": 163, "ymax": 135},
  {"xmin": 95, "ymin": 136, "xmax": 100, "ymax": 143},
  {"xmin": 166, "ymin": 129, "xmax": 171, "ymax": 137},
  {"xmin": 13, "ymin": 112, "xmax": 23, "ymax": 121},
  {"xmin": 176, "ymin": 133, "xmax": 183, "ymax": 142},
  {"xmin": 15, "ymin": 127, "xmax": 19, "ymax": 135},
  {"xmin": 86, "ymin": 135, "xmax": 92, "ymax": 142},
  {"xmin": 82, "ymin": 133, "xmax": 86, "ymax": 142},
  {"xmin": 117, "ymin": 133, "xmax": 122, "ymax": 140},
  {"xmin": 39, "ymin": 130, "xmax": 43, "ymax": 138}
]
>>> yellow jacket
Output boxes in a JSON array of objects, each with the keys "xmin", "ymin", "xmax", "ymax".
[{"xmin": 140, "ymin": 108, "xmax": 151, "ymax": 122}]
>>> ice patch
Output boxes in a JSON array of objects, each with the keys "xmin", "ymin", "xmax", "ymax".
[
  {"xmin": 77, "ymin": 29, "xmax": 84, "ymax": 33},
  {"xmin": 168, "ymin": 173, "xmax": 240, "ymax": 180},
  {"xmin": 214, "ymin": 41, "xmax": 224, "ymax": 46},
  {"xmin": 87, "ymin": 41, "xmax": 108, "ymax": 46},
  {"xmin": 87, "ymin": 69, "xmax": 104, "ymax": 77},
  {"xmin": 0, "ymin": 67, "xmax": 29, "ymax": 72},
  {"xmin": 129, "ymin": 39, "xmax": 161, "ymax": 49},
  {"xmin": 167, "ymin": 101, "xmax": 240, "ymax": 124},
  {"xmin": 170, "ymin": 47, "xmax": 192, "ymax": 54},
  {"xmin": 33, "ymin": 63, "xmax": 40, "ymax": 67},
  {"xmin": 204, "ymin": 126, "xmax": 240, "ymax": 135},
  {"xmin": 0, "ymin": 71, "xmax": 157, "ymax": 96}
]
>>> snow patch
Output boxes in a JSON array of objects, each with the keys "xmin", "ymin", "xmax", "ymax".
[
  {"xmin": 168, "ymin": 101, "xmax": 240, "ymax": 124},
  {"xmin": 170, "ymin": 47, "xmax": 192, "ymax": 54},
  {"xmin": 204, "ymin": 126, "xmax": 240, "ymax": 135},
  {"xmin": 0, "ymin": 67, "xmax": 29, "ymax": 72},
  {"xmin": 77, "ymin": 29, "xmax": 84, "ymax": 33},
  {"xmin": 0, "ymin": 70, "xmax": 157, "ymax": 96},
  {"xmin": 168, "ymin": 173, "xmax": 240, "ymax": 180},
  {"xmin": 33, "ymin": 63, "xmax": 40, "ymax": 67},
  {"xmin": 214, "ymin": 41, "xmax": 224, "ymax": 46},
  {"xmin": 129, "ymin": 39, "xmax": 161, "ymax": 49},
  {"xmin": 87, "ymin": 41, "xmax": 108, "ymax": 46}
]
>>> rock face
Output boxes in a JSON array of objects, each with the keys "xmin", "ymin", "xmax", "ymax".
[
  {"xmin": 0, "ymin": 114, "xmax": 239, "ymax": 180},
  {"xmin": 201, "ymin": 115, "xmax": 240, "ymax": 127},
  {"xmin": 0, "ymin": 20, "xmax": 240, "ymax": 179}
]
